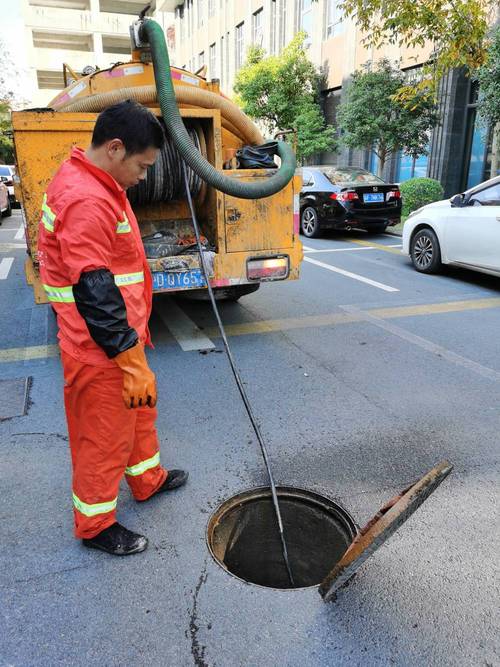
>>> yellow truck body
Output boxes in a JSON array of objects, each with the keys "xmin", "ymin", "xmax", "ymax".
[{"xmin": 12, "ymin": 61, "xmax": 302, "ymax": 304}]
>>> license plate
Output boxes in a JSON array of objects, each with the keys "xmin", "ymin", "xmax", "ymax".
[
  {"xmin": 363, "ymin": 193, "xmax": 385, "ymax": 203},
  {"xmin": 152, "ymin": 269, "xmax": 206, "ymax": 291}
]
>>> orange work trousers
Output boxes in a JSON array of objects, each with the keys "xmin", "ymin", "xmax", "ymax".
[{"xmin": 61, "ymin": 350, "xmax": 168, "ymax": 539}]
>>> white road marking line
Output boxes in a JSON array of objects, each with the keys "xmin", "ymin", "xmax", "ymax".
[
  {"xmin": 303, "ymin": 246, "xmax": 374, "ymax": 253},
  {"xmin": 14, "ymin": 225, "xmax": 25, "ymax": 240},
  {"xmin": 341, "ymin": 304, "xmax": 500, "ymax": 383},
  {"xmin": 0, "ymin": 257, "xmax": 14, "ymax": 279},
  {"xmin": 154, "ymin": 296, "xmax": 215, "ymax": 351},
  {"xmin": 387, "ymin": 243, "xmax": 402, "ymax": 248},
  {"xmin": 303, "ymin": 256, "xmax": 399, "ymax": 292}
]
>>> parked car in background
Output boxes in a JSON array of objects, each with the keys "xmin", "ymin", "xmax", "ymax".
[
  {"xmin": 0, "ymin": 165, "xmax": 17, "ymax": 206},
  {"xmin": 0, "ymin": 180, "xmax": 11, "ymax": 219},
  {"xmin": 299, "ymin": 166, "xmax": 402, "ymax": 238},
  {"xmin": 403, "ymin": 176, "xmax": 500, "ymax": 276}
]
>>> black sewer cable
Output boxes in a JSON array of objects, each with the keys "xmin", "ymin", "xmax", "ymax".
[{"xmin": 181, "ymin": 162, "xmax": 295, "ymax": 588}]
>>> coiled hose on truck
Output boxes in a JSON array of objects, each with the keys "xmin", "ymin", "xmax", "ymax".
[{"xmin": 139, "ymin": 18, "xmax": 296, "ymax": 200}]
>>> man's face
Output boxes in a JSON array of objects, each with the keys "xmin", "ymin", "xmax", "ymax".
[{"xmin": 106, "ymin": 140, "xmax": 159, "ymax": 190}]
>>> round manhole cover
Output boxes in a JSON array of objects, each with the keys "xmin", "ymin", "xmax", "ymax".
[{"xmin": 207, "ymin": 486, "xmax": 358, "ymax": 590}]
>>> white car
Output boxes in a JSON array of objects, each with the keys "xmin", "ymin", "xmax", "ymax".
[
  {"xmin": 402, "ymin": 176, "xmax": 500, "ymax": 276},
  {"xmin": 0, "ymin": 165, "xmax": 17, "ymax": 205}
]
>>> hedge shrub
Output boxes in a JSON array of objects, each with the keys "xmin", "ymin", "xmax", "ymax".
[{"xmin": 400, "ymin": 177, "xmax": 444, "ymax": 218}]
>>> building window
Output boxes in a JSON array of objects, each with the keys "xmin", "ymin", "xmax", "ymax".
[
  {"xmin": 32, "ymin": 30, "xmax": 93, "ymax": 52},
  {"xmin": 300, "ymin": 0, "xmax": 313, "ymax": 47},
  {"xmin": 226, "ymin": 31, "xmax": 230, "ymax": 83},
  {"xmin": 209, "ymin": 43, "xmax": 216, "ymax": 78},
  {"xmin": 252, "ymin": 8, "xmax": 263, "ymax": 47},
  {"xmin": 220, "ymin": 36, "xmax": 224, "ymax": 85},
  {"xmin": 198, "ymin": 51, "xmax": 205, "ymax": 68},
  {"xmin": 187, "ymin": 0, "xmax": 192, "ymax": 37},
  {"xmin": 279, "ymin": 0, "xmax": 287, "ymax": 49},
  {"xmin": 235, "ymin": 22, "xmax": 244, "ymax": 70},
  {"xmin": 395, "ymin": 152, "xmax": 429, "ymax": 182},
  {"xmin": 102, "ymin": 35, "xmax": 131, "ymax": 55},
  {"xmin": 36, "ymin": 69, "xmax": 65, "ymax": 90},
  {"xmin": 270, "ymin": 0, "xmax": 276, "ymax": 54},
  {"xmin": 463, "ymin": 82, "xmax": 492, "ymax": 188},
  {"xmin": 208, "ymin": 0, "xmax": 215, "ymax": 17},
  {"xmin": 198, "ymin": 0, "xmax": 204, "ymax": 28},
  {"xmin": 326, "ymin": 0, "xmax": 345, "ymax": 39},
  {"xmin": 99, "ymin": 0, "xmax": 146, "ymax": 14}
]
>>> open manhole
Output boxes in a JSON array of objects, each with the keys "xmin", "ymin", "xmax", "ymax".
[{"xmin": 207, "ymin": 461, "xmax": 453, "ymax": 600}]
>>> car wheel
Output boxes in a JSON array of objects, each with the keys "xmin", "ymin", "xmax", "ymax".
[
  {"xmin": 410, "ymin": 227, "xmax": 441, "ymax": 273},
  {"xmin": 365, "ymin": 223, "xmax": 387, "ymax": 234},
  {"xmin": 300, "ymin": 206, "xmax": 321, "ymax": 238},
  {"xmin": 1, "ymin": 200, "xmax": 11, "ymax": 219}
]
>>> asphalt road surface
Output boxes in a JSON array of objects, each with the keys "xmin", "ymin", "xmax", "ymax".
[{"xmin": 1, "ymin": 209, "xmax": 499, "ymax": 666}]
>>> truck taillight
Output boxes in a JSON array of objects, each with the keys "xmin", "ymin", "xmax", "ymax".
[
  {"xmin": 387, "ymin": 190, "xmax": 401, "ymax": 199},
  {"xmin": 247, "ymin": 255, "xmax": 289, "ymax": 281}
]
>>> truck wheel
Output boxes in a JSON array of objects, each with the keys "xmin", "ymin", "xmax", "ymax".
[
  {"xmin": 410, "ymin": 227, "xmax": 441, "ymax": 273},
  {"xmin": 301, "ymin": 207, "xmax": 321, "ymax": 238}
]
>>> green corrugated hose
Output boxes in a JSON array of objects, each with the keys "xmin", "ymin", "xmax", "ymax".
[{"xmin": 140, "ymin": 19, "xmax": 296, "ymax": 200}]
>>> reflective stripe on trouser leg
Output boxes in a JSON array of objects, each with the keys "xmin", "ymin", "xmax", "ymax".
[
  {"xmin": 62, "ymin": 349, "xmax": 136, "ymax": 539},
  {"xmin": 61, "ymin": 350, "xmax": 167, "ymax": 534},
  {"xmin": 125, "ymin": 405, "xmax": 167, "ymax": 501}
]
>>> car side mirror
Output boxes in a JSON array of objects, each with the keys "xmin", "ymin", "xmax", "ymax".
[{"xmin": 450, "ymin": 193, "xmax": 464, "ymax": 207}]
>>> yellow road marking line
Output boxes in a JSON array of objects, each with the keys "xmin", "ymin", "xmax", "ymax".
[
  {"xmin": 205, "ymin": 297, "xmax": 500, "ymax": 338},
  {"xmin": 3, "ymin": 297, "xmax": 500, "ymax": 362},
  {"xmin": 0, "ymin": 344, "xmax": 59, "ymax": 363},
  {"xmin": 343, "ymin": 237, "xmax": 404, "ymax": 255}
]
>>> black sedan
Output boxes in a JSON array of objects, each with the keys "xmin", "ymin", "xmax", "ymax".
[{"xmin": 300, "ymin": 166, "xmax": 402, "ymax": 238}]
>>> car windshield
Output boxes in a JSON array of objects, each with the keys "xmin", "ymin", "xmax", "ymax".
[
  {"xmin": 0, "ymin": 166, "xmax": 11, "ymax": 176},
  {"xmin": 320, "ymin": 167, "xmax": 385, "ymax": 185}
]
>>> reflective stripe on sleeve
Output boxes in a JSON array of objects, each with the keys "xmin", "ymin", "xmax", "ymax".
[
  {"xmin": 116, "ymin": 213, "xmax": 131, "ymax": 234},
  {"xmin": 41, "ymin": 193, "xmax": 56, "ymax": 233},
  {"xmin": 72, "ymin": 492, "xmax": 117, "ymax": 517},
  {"xmin": 125, "ymin": 452, "xmax": 160, "ymax": 477},
  {"xmin": 114, "ymin": 271, "xmax": 144, "ymax": 287},
  {"xmin": 43, "ymin": 284, "xmax": 75, "ymax": 303}
]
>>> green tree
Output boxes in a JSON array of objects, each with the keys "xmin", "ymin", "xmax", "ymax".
[
  {"xmin": 336, "ymin": 60, "xmax": 439, "ymax": 177},
  {"xmin": 476, "ymin": 25, "xmax": 500, "ymax": 177},
  {"xmin": 234, "ymin": 34, "xmax": 337, "ymax": 162},
  {"xmin": 0, "ymin": 102, "xmax": 14, "ymax": 164},
  {"xmin": 333, "ymin": 0, "xmax": 495, "ymax": 100}
]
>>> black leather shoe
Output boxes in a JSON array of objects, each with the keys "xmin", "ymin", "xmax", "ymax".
[
  {"xmin": 82, "ymin": 522, "xmax": 148, "ymax": 555},
  {"xmin": 138, "ymin": 469, "xmax": 189, "ymax": 502}
]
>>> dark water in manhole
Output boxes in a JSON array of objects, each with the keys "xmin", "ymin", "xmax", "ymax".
[{"xmin": 207, "ymin": 487, "xmax": 358, "ymax": 590}]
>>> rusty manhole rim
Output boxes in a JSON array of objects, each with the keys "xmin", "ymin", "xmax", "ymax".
[{"xmin": 206, "ymin": 485, "xmax": 359, "ymax": 592}]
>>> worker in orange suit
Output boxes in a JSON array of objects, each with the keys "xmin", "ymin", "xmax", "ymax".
[{"xmin": 38, "ymin": 100, "xmax": 188, "ymax": 555}]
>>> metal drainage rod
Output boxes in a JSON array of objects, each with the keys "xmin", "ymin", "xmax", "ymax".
[{"xmin": 181, "ymin": 162, "xmax": 295, "ymax": 587}]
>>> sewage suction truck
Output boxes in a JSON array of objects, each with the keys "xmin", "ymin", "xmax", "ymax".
[{"xmin": 12, "ymin": 16, "xmax": 302, "ymax": 304}]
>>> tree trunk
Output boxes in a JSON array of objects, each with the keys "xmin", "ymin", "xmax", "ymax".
[
  {"xmin": 490, "ymin": 122, "xmax": 500, "ymax": 179},
  {"xmin": 377, "ymin": 153, "xmax": 386, "ymax": 179}
]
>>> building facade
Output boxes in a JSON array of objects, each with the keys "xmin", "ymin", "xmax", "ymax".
[
  {"xmin": 167, "ymin": 0, "xmax": 496, "ymax": 195},
  {"xmin": 20, "ymin": 0, "xmax": 174, "ymax": 108}
]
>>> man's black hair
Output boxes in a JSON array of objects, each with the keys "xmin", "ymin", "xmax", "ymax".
[{"xmin": 91, "ymin": 100, "xmax": 164, "ymax": 155}]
